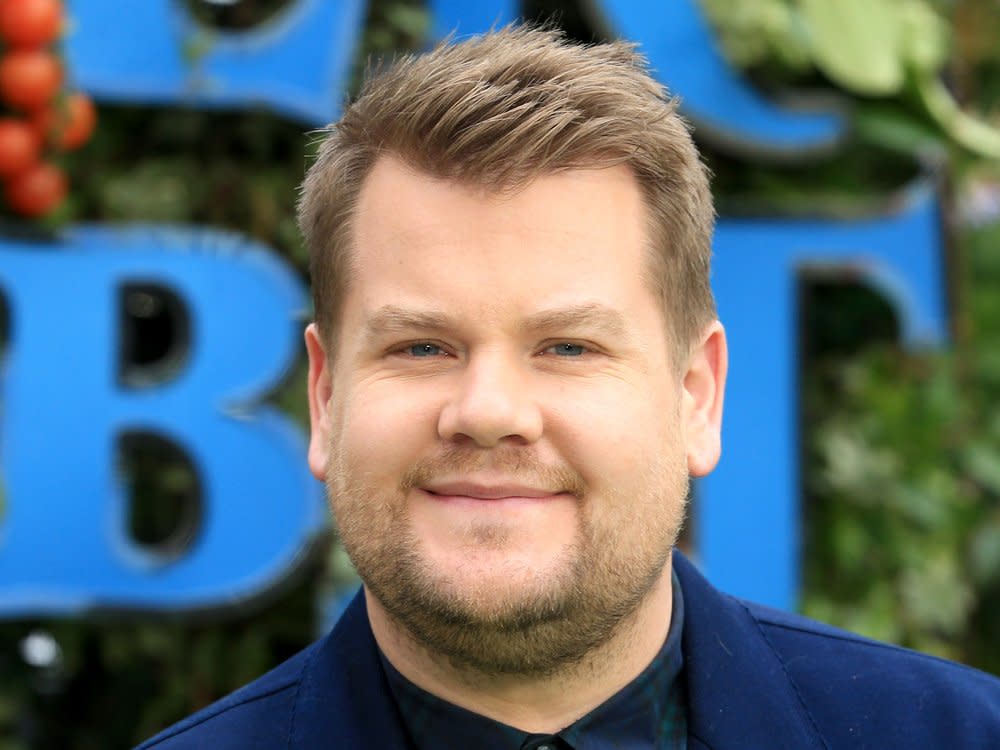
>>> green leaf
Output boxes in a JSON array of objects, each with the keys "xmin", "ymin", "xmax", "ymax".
[
  {"xmin": 798, "ymin": 0, "xmax": 905, "ymax": 95},
  {"xmin": 969, "ymin": 524, "xmax": 1000, "ymax": 586},
  {"xmin": 915, "ymin": 73, "xmax": 1000, "ymax": 158},
  {"xmin": 816, "ymin": 425, "xmax": 898, "ymax": 494},
  {"xmin": 889, "ymin": 482, "xmax": 949, "ymax": 528},
  {"xmin": 899, "ymin": 1, "xmax": 949, "ymax": 73},
  {"xmin": 384, "ymin": 4, "xmax": 430, "ymax": 39},
  {"xmin": 960, "ymin": 441, "xmax": 1000, "ymax": 495},
  {"xmin": 854, "ymin": 104, "xmax": 947, "ymax": 157},
  {"xmin": 899, "ymin": 554, "xmax": 973, "ymax": 636},
  {"xmin": 700, "ymin": 0, "xmax": 803, "ymax": 69}
]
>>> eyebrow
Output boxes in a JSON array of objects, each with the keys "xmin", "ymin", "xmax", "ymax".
[
  {"xmin": 362, "ymin": 306, "xmax": 454, "ymax": 339},
  {"xmin": 362, "ymin": 303, "xmax": 628, "ymax": 340},
  {"xmin": 521, "ymin": 303, "xmax": 628, "ymax": 338}
]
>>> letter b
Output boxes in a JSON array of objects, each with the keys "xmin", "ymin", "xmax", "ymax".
[{"xmin": 0, "ymin": 226, "xmax": 325, "ymax": 615}]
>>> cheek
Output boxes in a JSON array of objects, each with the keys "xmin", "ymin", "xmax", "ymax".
[
  {"xmin": 548, "ymin": 380, "xmax": 675, "ymax": 475},
  {"xmin": 332, "ymin": 381, "xmax": 443, "ymax": 469}
]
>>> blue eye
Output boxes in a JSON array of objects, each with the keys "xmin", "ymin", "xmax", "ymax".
[
  {"xmin": 549, "ymin": 343, "xmax": 586, "ymax": 356},
  {"xmin": 408, "ymin": 343, "xmax": 443, "ymax": 357}
]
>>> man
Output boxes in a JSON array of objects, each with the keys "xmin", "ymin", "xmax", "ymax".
[{"xmin": 138, "ymin": 25, "xmax": 1000, "ymax": 749}]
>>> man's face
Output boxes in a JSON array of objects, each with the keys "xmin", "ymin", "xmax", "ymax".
[{"xmin": 306, "ymin": 157, "xmax": 725, "ymax": 675}]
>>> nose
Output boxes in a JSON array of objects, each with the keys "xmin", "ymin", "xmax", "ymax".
[{"xmin": 437, "ymin": 350, "xmax": 543, "ymax": 448}]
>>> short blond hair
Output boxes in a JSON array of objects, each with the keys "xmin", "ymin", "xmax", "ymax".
[{"xmin": 298, "ymin": 25, "xmax": 716, "ymax": 355}]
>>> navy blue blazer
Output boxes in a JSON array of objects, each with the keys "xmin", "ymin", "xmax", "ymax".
[{"xmin": 136, "ymin": 553, "xmax": 1000, "ymax": 749}]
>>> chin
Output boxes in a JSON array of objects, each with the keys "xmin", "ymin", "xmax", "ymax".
[{"xmin": 425, "ymin": 547, "xmax": 572, "ymax": 605}]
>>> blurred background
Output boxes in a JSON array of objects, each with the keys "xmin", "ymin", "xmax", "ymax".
[{"xmin": 2, "ymin": 0, "xmax": 1000, "ymax": 746}]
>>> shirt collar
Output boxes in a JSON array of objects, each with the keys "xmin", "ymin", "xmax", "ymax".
[{"xmin": 379, "ymin": 568, "xmax": 686, "ymax": 750}]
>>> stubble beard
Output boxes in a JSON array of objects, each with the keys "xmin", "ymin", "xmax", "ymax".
[{"xmin": 327, "ymin": 443, "xmax": 688, "ymax": 679}]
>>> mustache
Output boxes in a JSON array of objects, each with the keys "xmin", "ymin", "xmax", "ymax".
[{"xmin": 399, "ymin": 445, "xmax": 588, "ymax": 499}]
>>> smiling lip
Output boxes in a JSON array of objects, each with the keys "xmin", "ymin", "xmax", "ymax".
[{"xmin": 421, "ymin": 481, "xmax": 563, "ymax": 500}]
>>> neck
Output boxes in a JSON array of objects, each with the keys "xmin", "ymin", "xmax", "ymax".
[{"xmin": 366, "ymin": 555, "xmax": 674, "ymax": 734}]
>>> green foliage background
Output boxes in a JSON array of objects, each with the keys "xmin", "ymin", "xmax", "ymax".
[{"xmin": 3, "ymin": 0, "xmax": 1000, "ymax": 746}]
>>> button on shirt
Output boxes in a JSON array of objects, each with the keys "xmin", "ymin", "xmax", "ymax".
[{"xmin": 379, "ymin": 571, "xmax": 687, "ymax": 750}]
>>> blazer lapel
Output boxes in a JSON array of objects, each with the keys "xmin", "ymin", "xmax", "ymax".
[
  {"xmin": 674, "ymin": 553, "xmax": 828, "ymax": 750},
  {"xmin": 288, "ymin": 589, "xmax": 415, "ymax": 749}
]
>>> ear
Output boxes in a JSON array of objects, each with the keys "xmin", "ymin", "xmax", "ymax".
[
  {"xmin": 681, "ymin": 321, "xmax": 728, "ymax": 477},
  {"xmin": 305, "ymin": 323, "xmax": 334, "ymax": 482}
]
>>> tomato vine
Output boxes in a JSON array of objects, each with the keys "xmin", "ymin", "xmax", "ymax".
[{"xmin": 0, "ymin": 0, "xmax": 95, "ymax": 218}]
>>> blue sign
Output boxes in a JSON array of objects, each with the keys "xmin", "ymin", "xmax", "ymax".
[
  {"xmin": 0, "ymin": 0, "xmax": 948, "ymax": 614},
  {"xmin": 65, "ymin": 0, "xmax": 366, "ymax": 125},
  {"xmin": 707, "ymin": 185, "xmax": 947, "ymax": 606},
  {"xmin": 0, "ymin": 227, "xmax": 326, "ymax": 615}
]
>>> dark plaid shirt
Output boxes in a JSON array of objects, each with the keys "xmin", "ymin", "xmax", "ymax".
[{"xmin": 379, "ymin": 571, "xmax": 687, "ymax": 750}]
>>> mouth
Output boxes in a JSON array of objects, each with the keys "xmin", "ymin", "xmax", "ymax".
[{"xmin": 420, "ymin": 481, "xmax": 570, "ymax": 504}]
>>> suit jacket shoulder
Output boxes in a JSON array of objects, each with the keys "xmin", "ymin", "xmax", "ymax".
[
  {"xmin": 674, "ymin": 553, "xmax": 1000, "ymax": 749},
  {"xmin": 752, "ymin": 599, "xmax": 1000, "ymax": 748},
  {"xmin": 134, "ymin": 589, "xmax": 414, "ymax": 750},
  {"xmin": 134, "ymin": 644, "xmax": 313, "ymax": 749}
]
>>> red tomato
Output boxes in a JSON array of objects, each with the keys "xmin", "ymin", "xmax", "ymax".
[
  {"xmin": 0, "ymin": 118, "xmax": 39, "ymax": 176},
  {"xmin": 34, "ymin": 92, "xmax": 97, "ymax": 150},
  {"xmin": 0, "ymin": 50, "xmax": 62, "ymax": 111},
  {"xmin": 0, "ymin": 0, "xmax": 62, "ymax": 48},
  {"xmin": 5, "ymin": 161, "xmax": 65, "ymax": 217}
]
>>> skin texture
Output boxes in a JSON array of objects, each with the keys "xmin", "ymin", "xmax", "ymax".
[{"xmin": 306, "ymin": 157, "xmax": 727, "ymax": 732}]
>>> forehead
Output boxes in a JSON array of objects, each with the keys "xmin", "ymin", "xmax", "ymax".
[{"xmin": 342, "ymin": 156, "xmax": 663, "ymax": 337}]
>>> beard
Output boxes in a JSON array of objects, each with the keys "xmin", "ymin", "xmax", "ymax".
[{"xmin": 326, "ymin": 442, "xmax": 688, "ymax": 678}]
